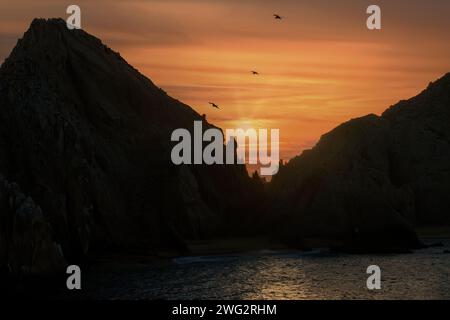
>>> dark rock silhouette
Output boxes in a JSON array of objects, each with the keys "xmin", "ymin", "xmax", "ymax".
[
  {"xmin": 269, "ymin": 73, "xmax": 450, "ymax": 252},
  {"xmin": 0, "ymin": 19, "xmax": 260, "ymax": 274},
  {"xmin": 1, "ymin": 18, "xmax": 448, "ymax": 276},
  {"xmin": 0, "ymin": 175, "xmax": 66, "ymax": 274}
]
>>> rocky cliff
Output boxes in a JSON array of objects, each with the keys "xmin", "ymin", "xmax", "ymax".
[
  {"xmin": 2, "ymin": 18, "xmax": 448, "ymax": 275},
  {"xmin": 269, "ymin": 73, "xmax": 450, "ymax": 252},
  {"xmin": 0, "ymin": 18, "xmax": 260, "ymax": 274}
]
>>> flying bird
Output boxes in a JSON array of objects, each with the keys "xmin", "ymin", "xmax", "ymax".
[
  {"xmin": 209, "ymin": 102, "xmax": 220, "ymax": 109},
  {"xmin": 251, "ymin": 71, "xmax": 259, "ymax": 75},
  {"xmin": 273, "ymin": 14, "xmax": 282, "ymax": 20}
]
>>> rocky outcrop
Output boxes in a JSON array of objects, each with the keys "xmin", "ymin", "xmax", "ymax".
[
  {"xmin": 0, "ymin": 18, "xmax": 259, "ymax": 274},
  {"xmin": 0, "ymin": 175, "xmax": 66, "ymax": 275},
  {"xmin": 2, "ymin": 17, "xmax": 446, "ymax": 270},
  {"xmin": 382, "ymin": 77, "xmax": 450, "ymax": 225},
  {"xmin": 269, "ymin": 73, "xmax": 450, "ymax": 251}
]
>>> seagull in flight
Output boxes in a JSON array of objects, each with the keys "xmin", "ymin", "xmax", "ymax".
[
  {"xmin": 273, "ymin": 14, "xmax": 282, "ymax": 20},
  {"xmin": 209, "ymin": 102, "xmax": 220, "ymax": 109},
  {"xmin": 251, "ymin": 71, "xmax": 259, "ymax": 75}
]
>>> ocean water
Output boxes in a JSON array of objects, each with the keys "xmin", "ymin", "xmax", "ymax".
[{"xmin": 72, "ymin": 239, "xmax": 450, "ymax": 300}]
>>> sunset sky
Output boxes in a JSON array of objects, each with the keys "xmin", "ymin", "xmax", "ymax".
[{"xmin": 1, "ymin": 0, "xmax": 450, "ymax": 162}]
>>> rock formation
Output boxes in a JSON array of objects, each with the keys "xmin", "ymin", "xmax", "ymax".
[
  {"xmin": 1, "ymin": 18, "xmax": 448, "ymax": 275},
  {"xmin": 0, "ymin": 175, "xmax": 66, "ymax": 275},
  {"xmin": 0, "ymin": 18, "xmax": 260, "ymax": 274},
  {"xmin": 269, "ymin": 73, "xmax": 450, "ymax": 252}
]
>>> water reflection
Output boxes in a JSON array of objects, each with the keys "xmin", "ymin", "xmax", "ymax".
[{"xmin": 71, "ymin": 240, "xmax": 450, "ymax": 300}]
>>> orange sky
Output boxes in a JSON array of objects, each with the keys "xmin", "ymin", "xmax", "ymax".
[{"xmin": 1, "ymin": 0, "xmax": 450, "ymax": 162}]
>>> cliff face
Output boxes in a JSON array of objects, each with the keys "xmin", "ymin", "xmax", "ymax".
[
  {"xmin": 382, "ymin": 76, "xmax": 450, "ymax": 225},
  {"xmin": 0, "ymin": 175, "xmax": 66, "ymax": 274},
  {"xmin": 0, "ymin": 18, "xmax": 259, "ymax": 274},
  {"xmin": 269, "ymin": 73, "xmax": 450, "ymax": 251},
  {"xmin": 2, "ymin": 19, "xmax": 448, "ymax": 274}
]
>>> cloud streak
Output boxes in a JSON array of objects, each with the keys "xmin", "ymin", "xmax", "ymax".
[{"xmin": 1, "ymin": 0, "xmax": 449, "ymax": 160}]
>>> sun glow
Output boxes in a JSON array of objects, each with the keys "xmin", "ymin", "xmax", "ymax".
[{"xmin": 0, "ymin": 1, "xmax": 449, "ymax": 162}]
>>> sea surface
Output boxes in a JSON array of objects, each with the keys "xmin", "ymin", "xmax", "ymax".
[{"xmin": 69, "ymin": 239, "xmax": 450, "ymax": 300}]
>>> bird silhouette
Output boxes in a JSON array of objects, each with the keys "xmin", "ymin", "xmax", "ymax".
[
  {"xmin": 209, "ymin": 102, "xmax": 220, "ymax": 109},
  {"xmin": 251, "ymin": 71, "xmax": 259, "ymax": 75},
  {"xmin": 273, "ymin": 14, "xmax": 282, "ymax": 20}
]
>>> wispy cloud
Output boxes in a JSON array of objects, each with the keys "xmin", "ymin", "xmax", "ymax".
[{"xmin": 1, "ymin": 0, "xmax": 449, "ymax": 160}]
